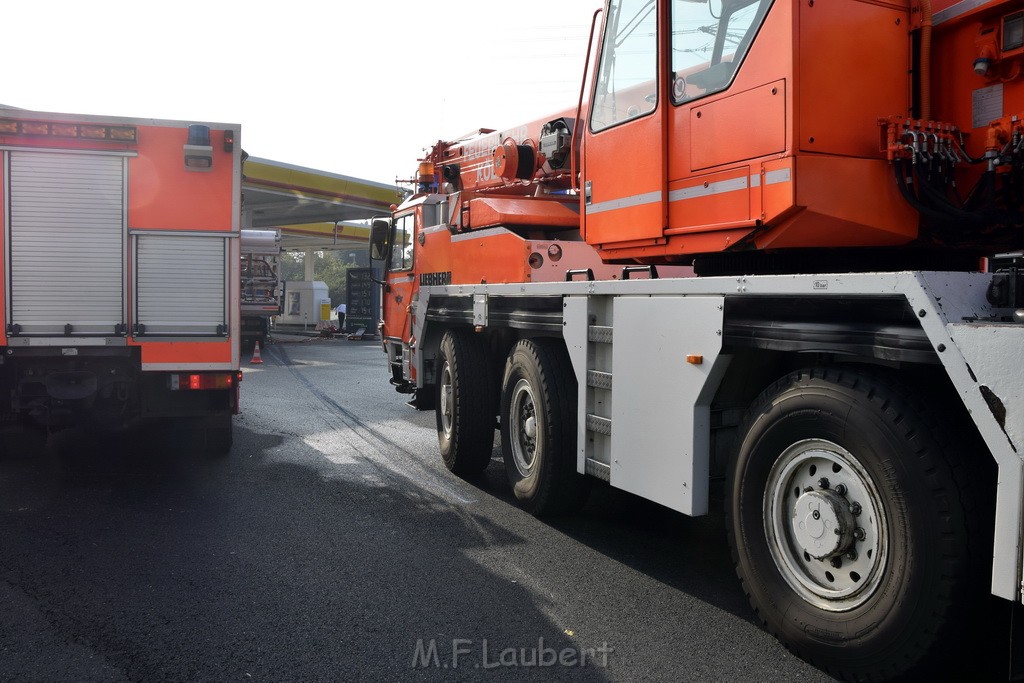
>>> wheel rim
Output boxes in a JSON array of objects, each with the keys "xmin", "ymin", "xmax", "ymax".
[
  {"xmin": 509, "ymin": 378, "xmax": 538, "ymax": 477},
  {"xmin": 440, "ymin": 360, "xmax": 454, "ymax": 439},
  {"xmin": 764, "ymin": 438, "xmax": 887, "ymax": 612}
]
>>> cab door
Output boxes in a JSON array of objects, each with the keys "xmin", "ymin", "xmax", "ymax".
[
  {"xmin": 581, "ymin": 0, "xmax": 666, "ymax": 247},
  {"xmin": 382, "ymin": 212, "xmax": 416, "ymax": 348}
]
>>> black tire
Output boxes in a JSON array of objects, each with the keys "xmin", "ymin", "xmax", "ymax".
[
  {"xmin": 500, "ymin": 338, "xmax": 588, "ymax": 516},
  {"xmin": 726, "ymin": 366, "xmax": 988, "ymax": 680},
  {"xmin": 436, "ymin": 329, "xmax": 496, "ymax": 476}
]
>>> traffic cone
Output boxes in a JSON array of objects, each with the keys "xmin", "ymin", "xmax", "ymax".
[{"xmin": 251, "ymin": 341, "xmax": 263, "ymax": 364}]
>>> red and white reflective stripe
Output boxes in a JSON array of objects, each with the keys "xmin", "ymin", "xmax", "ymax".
[
  {"xmin": 585, "ymin": 190, "xmax": 662, "ymax": 215},
  {"xmin": 749, "ymin": 168, "xmax": 792, "ymax": 188},
  {"xmin": 669, "ymin": 176, "xmax": 748, "ymax": 202},
  {"xmin": 584, "ymin": 168, "xmax": 793, "ymax": 214}
]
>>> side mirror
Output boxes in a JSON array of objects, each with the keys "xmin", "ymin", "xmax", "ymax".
[
  {"xmin": 369, "ymin": 218, "xmax": 391, "ymax": 261},
  {"xmin": 368, "ymin": 218, "xmax": 391, "ymax": 284}
]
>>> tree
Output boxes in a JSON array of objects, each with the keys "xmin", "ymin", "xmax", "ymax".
[
  {"xmin": 280, "ymin": 251, "xmax": 353, "ymax": 309},
  {"xmin": 279, "ymin": 252, "xmax": 304, "ymax": 281},
  {"xmin": 317, "ymin": 252, "xmax": 350, "ymax": 307}
]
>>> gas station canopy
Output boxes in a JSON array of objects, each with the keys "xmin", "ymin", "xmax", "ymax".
[{"xmin": 242, "ymin": 157, "xmax": 404, "ymax": 251}]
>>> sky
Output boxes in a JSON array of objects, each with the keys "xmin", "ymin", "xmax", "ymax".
[{"xmin": 3, "ymin": 0, "xmax": 603, "ymax": 187}]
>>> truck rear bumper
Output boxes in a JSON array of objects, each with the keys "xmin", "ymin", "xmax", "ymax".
[{"xmin": 0, "ymin": 346, "xmax": 236, "ymax": 430}]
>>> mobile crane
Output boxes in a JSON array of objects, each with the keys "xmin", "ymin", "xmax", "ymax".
[{"xmin": 370, "ymin": 0, "xmax": 1024, "ymax": 678}]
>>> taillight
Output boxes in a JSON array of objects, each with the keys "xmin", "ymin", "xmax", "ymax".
[{"xmin": 169, "ymin": 373, "xmax": 235, "ymax": 391}]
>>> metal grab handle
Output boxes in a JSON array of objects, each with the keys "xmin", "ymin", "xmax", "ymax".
[
  {"xmin": 622, "ymin": 265, "xmax": 659, "ymax": 280},
  {"xmin": 565, "ymin": 268, "xmax": 595, "ymax": 282}
]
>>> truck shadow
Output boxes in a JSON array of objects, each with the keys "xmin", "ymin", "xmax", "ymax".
[
  {"xmin": 463, "ymin": 448, "xmax": 748, "ymax": 621},
  {"xmin": 0, "ymin": 424, "xmax": 611, "ymax": 681},
  {"xmin": 463, "ymin": 448, "xmax": 1007, "ymax": 683}
]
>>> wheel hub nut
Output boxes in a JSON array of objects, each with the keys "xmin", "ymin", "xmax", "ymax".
[{"xmin": 792, "ymin": 489, "xmax": 857, "ymax": 560}]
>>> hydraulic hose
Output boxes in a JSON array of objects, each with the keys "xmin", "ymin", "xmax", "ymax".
[
  {"xmin": 897, "ymin": 159, "xmax": 1024, "ymax": 240},
  {"xmin": 893, "ymin": 160, "xmax": 959, "ymax": 225},
  {"xmin": 920, "ymin": 0, "xmax": 933, "ymax": 121}
]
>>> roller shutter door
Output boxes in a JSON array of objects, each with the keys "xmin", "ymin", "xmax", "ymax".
[
  {"xmin": 136, "ymin": 234, "xmax": 226, "ymax": 336},
  {"xmin": 8, "ymin": 151, "xmax": 126, "ymax": 336}
]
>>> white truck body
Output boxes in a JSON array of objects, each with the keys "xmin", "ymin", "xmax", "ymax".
[{"xmin": 405, "ymin": 271, "xmax": 1024, "ymax": 600}]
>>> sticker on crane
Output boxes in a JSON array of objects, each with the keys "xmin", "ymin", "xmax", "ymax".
[
  {"xmin": 460, "ymin": 126, "xmax": 530, "ymax": 185},
  {"xmin": 462, "ymin": 126, "xmax": 529, "ymax": 162},
  {"xmin": 973, "ymin": 84, "xmax": 1003, "ymax": 129}
]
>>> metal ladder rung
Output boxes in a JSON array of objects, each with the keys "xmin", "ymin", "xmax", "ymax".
[
  {"xmin": 587, "ymin": 370, "xmax": 612, "ymax": 390},
  {"xmin": 586, "ymin": 414, "xmax": 611, "ymax": 436},
  {"xmin": 588, "ymin": 325, "xmax": 613, "ymax": 344},
  {"xmin": 585, "ymin": 458, "xmax": 610, "ymax": 481}
]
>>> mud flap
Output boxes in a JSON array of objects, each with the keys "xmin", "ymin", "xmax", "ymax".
[{"xmin": 407, "ymin": 385, "xmax": 436, "ymax": 411}]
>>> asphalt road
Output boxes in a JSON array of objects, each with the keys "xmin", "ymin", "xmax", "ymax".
[{"xmin": 0, "ymin": 336, "xmax": 836, "ymax": 681}]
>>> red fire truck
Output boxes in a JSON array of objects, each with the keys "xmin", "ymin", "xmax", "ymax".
[{"xmin": 0, "ymin": 106, "xmax": 241, "ymax": 453}]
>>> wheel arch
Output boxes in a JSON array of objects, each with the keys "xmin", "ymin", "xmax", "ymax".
[
  {"xmin": 709, "ymin": 292, "xmax": 998, "ymax": 484},
  {"xmin": 708, "ymin": 347, "xmax": 996, "ymax": 482}
]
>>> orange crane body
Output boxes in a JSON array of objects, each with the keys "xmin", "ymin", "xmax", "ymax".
[
  {"xmin": 371, "ymin": 3, "xmax": 1024, "ymax": 677},
  {"xmin": 405, "ymin": 0, "xmax": 1023, "ymax": 273}
]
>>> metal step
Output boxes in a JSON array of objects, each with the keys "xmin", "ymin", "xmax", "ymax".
[
  {"xmin": 586, "ymin": 414, "xmax": 611, "ymax": 436},
  {"xmin": 588, "ymin": 325, "xmax": 613, "ymax": 344},
  {"xmin": 587, "ymin": 370, "xmax": 612, "ymax": 390},
  {"xmin": 585, "ymin": 458, "xmax": 610, "ymax": 482}
]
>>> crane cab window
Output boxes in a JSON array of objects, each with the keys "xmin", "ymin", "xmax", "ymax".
[
  {"xmin": 591, "ymin": 0, "xmax": 658, "ymax": 133},
  {"xmin": 390, "ymin": 214, "xmax": 415, "ymax": 272},
  {"xmin": 671, "ymin": 0, "xmax": 772, "ymax": 105}
]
